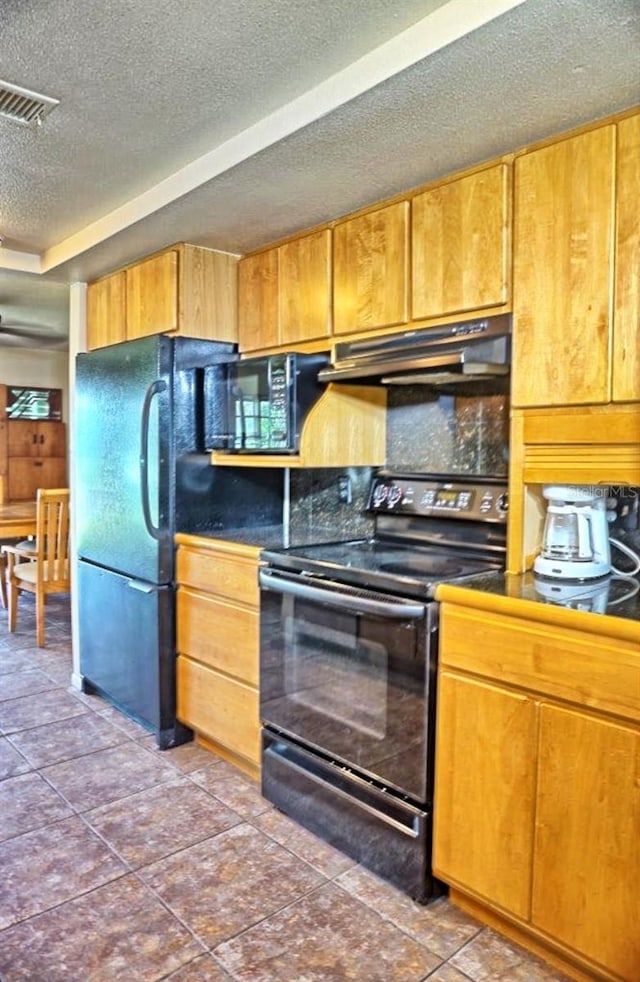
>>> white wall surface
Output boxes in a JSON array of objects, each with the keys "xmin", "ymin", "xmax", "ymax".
[{"xmin": 0, "ymin": 349, "xmax": 69, "ymax": 421}]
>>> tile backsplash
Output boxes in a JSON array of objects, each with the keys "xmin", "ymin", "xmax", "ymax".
[
  {"xmin": 289, "ymin": 467, "xmax": 374, "ymax": 544},
  {"xmin": 386, "ymin": 387, "xmax": 509, "ymax": 476},
  {"xmin": 287, "ymin": 387, "xmax": 510, "ymax": 543}
]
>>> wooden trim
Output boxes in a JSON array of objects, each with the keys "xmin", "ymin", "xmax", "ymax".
[
  {"xmin": 448, "ymin": 889, "xmax": 616, "ymax": 982},
  {"xmin": 195, "ymin": 733, "xmax": 260, "ymax": 782}
]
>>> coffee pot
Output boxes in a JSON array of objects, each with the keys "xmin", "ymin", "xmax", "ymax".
[{"xmin": 534, "ymin": 485, "xmax": 611, "ymax": 581}]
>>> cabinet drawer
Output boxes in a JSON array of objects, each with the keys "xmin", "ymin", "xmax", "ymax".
[
  {"xmin": 176, "ymin": 547, "xmax": 259, "ymax": 606},
  {"xmin": 440, "ymin": 604, "xmax": 640, "ymax": 723},
  {"xmin": 177, "ymin": 587, "xmax": 258, "ymax": 684},
  {"xmin": 176, "ymin": 655, "xmax": 260, "ymax": 765}
]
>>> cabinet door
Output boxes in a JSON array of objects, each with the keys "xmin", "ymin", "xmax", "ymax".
[
  {"xmin": 532, "ymin": 705, "xmax": 640, "ymax": 979},
  {"xmin": 279, "ymin": 229, "xmax": 332, "ymax": 344},
  {"xmin": 37, "ymin": 421, "xmax": 66, "ymax": 458},
  {"xmin": 126, "ymin": 250, "xmax": 179, "ymax": 339},
  {"xmin": 7, "ymin": 457, "xmax": 67, "ymax": 500},
  {"xmin": 238, "ymin": 249, "xmax": 279, "ymax": 351},
  {"xmin": 86, "ymin": 271, "xmax": 126, "ymax": 349},
  {"xmin": 433, "ymin": 671, "xmax": 537, "ymax": 919},
  {"xmin": 613, "ymin": 113, "xmax": 640, "ymax": 402},
  {"xmin": 333, "ymin": 201, "xmax": 409, "ymax": 335},
  {"xmin": 512, "ymin": 125, "xmax": 615, "ymax": 407},
  {"xmin": 7, "ymin": 421, "xmax": 40, "ymax": 458},
  {"xmin": 412, "ymin": 164, "xmax": 510, "ymax": 319}
]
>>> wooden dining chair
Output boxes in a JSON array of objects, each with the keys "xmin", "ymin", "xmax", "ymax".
[{"xmin": 2, "ymin": 489, "xmax": 70, "ymax": 647}]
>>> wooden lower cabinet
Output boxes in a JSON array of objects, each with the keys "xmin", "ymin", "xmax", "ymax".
[
  {"xmin": 433, "ymin": 599, "xmax": 640, "ymax": 982},
  {"xmin": 175, "ymin": 537, "xmax": 262, "ymax": 773},
  {"xmin": 434, "ymin": 673, "xmax": 537, "ymax": 920}
]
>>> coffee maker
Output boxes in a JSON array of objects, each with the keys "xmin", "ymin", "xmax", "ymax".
[{"xmin": 534, "ymin": 485, "xmax": 611, "ymax": 581}]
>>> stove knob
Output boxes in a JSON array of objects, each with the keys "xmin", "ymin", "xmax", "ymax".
[{"xmin": 497, "ymin": 493, "xmax": 509, "ymax": 513}]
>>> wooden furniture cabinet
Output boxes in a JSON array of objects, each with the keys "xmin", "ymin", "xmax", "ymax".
[
  {"xmin": 512, "ymin": 122, "xmax": 623, "ymax": 407},
  {"xmin": 6, "ymin": 420, "xmax": 67, "ymax": 502},
  {"xmin": 175, "ymin": 537, "xmax": 262, "ymax": 776},
  {"xmin": 433, "ymin": 590, "xmax": 640, "ymax": 982},
  {"xmin": 412, "ymin": 163, "xmax": 510, "ymax": 320},
  {"xmin": 333, "ymin": 200, "xmax": 409, "ymax": 335},
  {"xmin": 87, "ymin": 243, "xmax": 238, "ymax": 350},
  {"xmin": 238, "ymin": 229, "xmax": 332, "ymax": 352}
]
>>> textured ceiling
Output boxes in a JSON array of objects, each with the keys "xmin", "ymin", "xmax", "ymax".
[{"xmin": 0, "ymin": 0, "xmax": 638, "ymax": 349}]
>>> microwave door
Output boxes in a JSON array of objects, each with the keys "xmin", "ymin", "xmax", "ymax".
[{"xmin": 229, "ymin": 382, "xmax": 247, "ymax": 450}]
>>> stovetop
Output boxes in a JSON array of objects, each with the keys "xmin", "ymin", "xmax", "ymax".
[
  {"xmin": 262, "ymin": 473, "xmax": 508, "ymax": 600},
  {"xmin": 261, "ymin": 537, "xmax": 505, "ymax": 600}
]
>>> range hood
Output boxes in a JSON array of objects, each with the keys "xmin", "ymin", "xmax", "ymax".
[{"xmin": 318, "ymin": 314, "xmax": 511, "ymax": 386}]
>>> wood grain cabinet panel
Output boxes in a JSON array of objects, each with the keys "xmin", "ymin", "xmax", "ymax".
[
  {"xmin": 177, "ymin": 656, "xmax": 260, "ymax": 765},
  {"xmin": 279, "ymin": 229, "xmax": 332, "ymax": 345},
  {"xmin": 433, "ymin": 671, "xmax": 537, "ymax": 920},
  {"xmin": 412, "ymin": 164, "xmax": 510, "ymax": 319},
  {"xmin": 435, "ymin": 600, "xmax": 640, "ymax": 982},
  {"xmin": 512, "ymin": 125, "xmax": 615, "ymax": 407},
  {"xmin": 614, "ymin": 112, "xmax": 640, "ymax": 402},
  {"xmin": 238, "ymin": 248, "xmax": 279, "ymax": 351},
  {"xmin": 333, "ymin": 200, "xmax": 409, "ymax": 335},
  {"xmin": 175, "ymin": 542, "xmax": 262, "ymax": 769},
  {"xmin": 532, "ymin": 705, "xmax": 640, "ymax": 981},
  {"xmin": 86, "ymin": 270, "xmax": 126, "ymax": 349},
  {"xmin": 126, "ymin": 250, "xmax": 179, "ymax": 339},
  {"xmin": 87, "ymin": 244, "xmax": 238, "ymax": 349},
  {"xmin": 177, "ymin": 587, "xmax": 258, "ymax": 685}
]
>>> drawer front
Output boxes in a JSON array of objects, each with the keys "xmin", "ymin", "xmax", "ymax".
[
  {"xmin": 177, "ymin": 656, "xmax": 260, "ymax": 765},
  {"xmin": 177, "ymin": 547, "xmax": 259, "ymax": 607},
  {"xmin": 177, "ymin": 587, "xmax": 258, "ymax": 685},
  {"xmin": 440, "ymin": 604, "xmax": 640, "ymax": 724}
]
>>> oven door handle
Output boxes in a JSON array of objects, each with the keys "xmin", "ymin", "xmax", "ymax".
[{"xmin": 259, "ymin": 568, "xmax": 425, "ymax": 620}]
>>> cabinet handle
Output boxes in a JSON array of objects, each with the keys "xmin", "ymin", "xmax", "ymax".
[
  {"xmin": 40, "ymin": 434, "xmax": 45, "ymax": 444},
  {"xmin": 32, "ymin": 434, "xmax": 37, "ymax": 444},
  {"xmin": 34, "ymin": 461, "xmax": 43, "ymax": 467}
]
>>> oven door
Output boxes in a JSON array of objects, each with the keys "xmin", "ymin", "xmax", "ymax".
[{"xmin": 259, "ymin": 566, "xmax": 437, "ymax": 804}]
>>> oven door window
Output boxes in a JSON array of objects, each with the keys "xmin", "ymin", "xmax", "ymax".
[{"xmin": 260, "ymin": 572, "xmax": 434, "ymax": 802}]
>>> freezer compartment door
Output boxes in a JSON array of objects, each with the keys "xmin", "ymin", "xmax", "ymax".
[{"xmin": 77, "ymin": 560, "xmax": 189, "ymax": 749}]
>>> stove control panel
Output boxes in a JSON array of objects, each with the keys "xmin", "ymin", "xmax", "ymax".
[{"xmin": 369, "ymin": 476, "xmax": 508, "ymax": 522}]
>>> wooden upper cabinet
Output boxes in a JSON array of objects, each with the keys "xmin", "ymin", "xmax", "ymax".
[
  {"xmin": 333, "ymin": 201, "xmax": 409, "ymax": 335},
  {"xmin": 87, "ymin": 244, "xmax": 238, "ymax": 350},
  {"xmin": 126, "ymin": 250, "xmax": 179, "ymax": 339},
  {"xmin": 238, "ymin": 248, "xmax": 279, "ymax": 351},
  {"xmin": 86, "ymin": 270, "xmax": 126, "ymax": 350},
  {"xmin": 238, "ymin": 230, "xmax": 332, "ymax": 352},
  {"xmin": 613, "ymin": 112, "xmax": 640, "ymax": 402},
  {"xmin": 512, "ymin": 125, "xmax": 616, "ymax": 407},
  {"xmin": 279, "ymin": 229, "xmax": 332, "ymax": 345},
  {"xmin": 412, "ymin": 164, "xmax": 510, "ymax": 320}
]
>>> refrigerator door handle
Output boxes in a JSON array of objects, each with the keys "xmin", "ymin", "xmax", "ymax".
[
  {"xmin": 140, "ymin": 379, "xmax": 168, "ymax": 541},
  {"xmin": 126, "ymin": 578, "xmax": 156, "ymax": 594}
]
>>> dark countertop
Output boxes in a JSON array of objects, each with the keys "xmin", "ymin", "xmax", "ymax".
[{"xmin": 437, "ymin": 569, "xmax": 640, "ymax": 635}]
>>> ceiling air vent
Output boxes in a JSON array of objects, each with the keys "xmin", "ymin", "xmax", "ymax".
[{"xmin": 0, "ymin": 79, "xmax": 59, "ymax": 126}]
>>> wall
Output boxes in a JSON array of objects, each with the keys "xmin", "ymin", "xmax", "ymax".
[{"xmin": 0, "ymin": 348, "xmax": 69, "ymax": 421}]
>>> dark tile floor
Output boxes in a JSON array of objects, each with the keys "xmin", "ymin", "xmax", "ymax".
[{"xmin": 0, "ymin": 594, "xmax": 572, "ymax": 982}]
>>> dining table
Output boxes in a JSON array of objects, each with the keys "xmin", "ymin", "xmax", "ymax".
[{"xmin": 0, "ymin": 501, "xmax": 38, "ymax": 539}]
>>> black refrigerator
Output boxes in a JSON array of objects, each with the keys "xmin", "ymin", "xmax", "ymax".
[{"xmin": 75, "ymin": 335, "xmax": 244, "ymax": 748}]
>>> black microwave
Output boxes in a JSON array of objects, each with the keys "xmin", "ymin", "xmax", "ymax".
[{"xmin": 206, "ymin": 352, "xmax": 329, "ymax": 453}]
